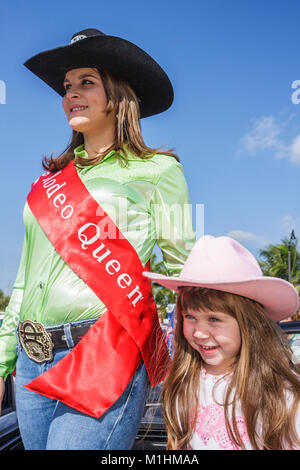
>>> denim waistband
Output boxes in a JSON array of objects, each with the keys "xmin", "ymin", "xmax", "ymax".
[
  {"xmin": 43, "ymin": 317, "xmax": 98, "ymax": 331},
  {"xmin": 16, "ymin": 317, "xmax": 98, "ymax": 351}
]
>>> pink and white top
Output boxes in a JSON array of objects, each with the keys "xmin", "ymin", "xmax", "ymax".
[
  {"xmin": 188, "ymin": 368, "xmax": 300, "ymax": 450},
  {"xmin": 188, "ymin": 369, "xmax": 252, "ymax": 450}
]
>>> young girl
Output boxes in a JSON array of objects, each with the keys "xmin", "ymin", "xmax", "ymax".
[{"xmin": 144, "ymin": 235, "xmax": 300, "ymax": 450}]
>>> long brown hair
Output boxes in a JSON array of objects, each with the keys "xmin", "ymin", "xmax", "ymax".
[
  {"xmin": 43, "ymin": 70, "xmax": 178, "ymax": 172},
  {"xmin": 163, "ymin": 287, "xmax": 300, "ymax": 450}
]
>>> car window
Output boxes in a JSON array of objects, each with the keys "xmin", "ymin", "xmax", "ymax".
[
  {"xmin": 288, "ymin": 332, "xmax": 300, "ymax": 361},
  {"xmin": 0, "ymin": 375, "xmax": 21, "ymax": 450}
]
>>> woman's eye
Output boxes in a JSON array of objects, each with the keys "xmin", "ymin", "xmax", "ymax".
[{"xmin": 63, "ymin": 80, "xmax": 93, "ymax": 91}]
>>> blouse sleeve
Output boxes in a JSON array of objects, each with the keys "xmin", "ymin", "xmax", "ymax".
[
  {"xmin": 150, "ymin": 161, "xmax": 196, "ymax": 276},
  {"xmin": 0, "ymin": 235, "xmax": 27, "ymax": 379}
]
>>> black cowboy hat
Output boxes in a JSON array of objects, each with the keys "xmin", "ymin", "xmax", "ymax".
[{"xmin": 24, "ymin": 28, "xmax": 174, "ymax": 118}]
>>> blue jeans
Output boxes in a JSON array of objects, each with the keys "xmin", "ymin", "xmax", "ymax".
[{"xmin": 15, "ymin": 319, "xmax": 149, "ymax": 450}]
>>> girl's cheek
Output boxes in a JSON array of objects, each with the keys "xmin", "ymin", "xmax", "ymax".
[{"xmin": 182, "ymin": 323, "xmax": 190, "ymax": 341}]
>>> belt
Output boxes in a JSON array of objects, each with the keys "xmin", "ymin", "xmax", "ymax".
[{"xmin": 18, "ymin": 319, "xmax": 96, "ymax": 364}]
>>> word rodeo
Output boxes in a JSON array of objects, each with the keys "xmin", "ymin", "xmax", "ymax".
[
  {"xmin": 42, "ymin": 170, "xmax": 74, "ymax": 219},
  {"xmin": 41, "ymin": 171, "xmax": 144, "ymax": 308}
]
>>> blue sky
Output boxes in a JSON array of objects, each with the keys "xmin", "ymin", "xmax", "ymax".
[{"xmin": 1, "ymin": 0, "xmax": 300, "ymax": 293}]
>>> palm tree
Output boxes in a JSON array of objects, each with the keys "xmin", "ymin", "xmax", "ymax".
[
  {"xmin": 149, "ymin": 253, "xmax": 176, "ymax": 316},
  {"xmin": 258, "ymin": 238, "xmax": 300, "ymax": 296},
  {"xmin": 0, "ymin": 289, "xmax": 10, "ymax": 311}
]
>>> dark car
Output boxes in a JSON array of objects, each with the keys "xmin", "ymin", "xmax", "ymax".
[
  {"xmin": 0, "ymin": 374, "xmax": 23, "ymax": 450},
  {"xmin": 132, "ymin": 384, "xmax": 166, "ymax": 450},
  {"xmin": 0, "ymin": 312, "xmax": 24, "ymax": 449},
  {"xmin": 278, "ymin": 320, "xmax": 300, "ymax": 362},
  {"xmin": 1, "ymin": 321, "xmax": 300, "ymax": 450}
]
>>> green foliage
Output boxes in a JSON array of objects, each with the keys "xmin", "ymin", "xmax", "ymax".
[
  {"xmin": 0, "ymin": 289, "xmax": 10, "ymax": 311},
  {"xmin": 258, "ymin": 237, "xmax": 300, "ymax": 295},
  {"xmin": 149, "ymin": 253, "xmax": 176, "ymax": 317}
]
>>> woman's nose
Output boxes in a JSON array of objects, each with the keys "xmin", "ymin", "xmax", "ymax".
[{"xmin": 65, "ymin": 87, "xmax": 80, "ymax": 99}]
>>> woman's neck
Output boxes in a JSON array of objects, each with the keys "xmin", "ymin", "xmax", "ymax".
[{"xmin": 83, "ymin": 129, "xmax": 115, "ymax": 159}]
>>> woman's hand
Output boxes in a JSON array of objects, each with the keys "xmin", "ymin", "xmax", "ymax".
[{"xmin": 0, "ymin": 377, "xmax": 5, "ymax": 416}]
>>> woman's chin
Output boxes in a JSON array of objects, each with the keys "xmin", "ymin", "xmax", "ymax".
[{"xmin": 68, "ymin": 116, "xmax": 90, "ymax": 133}]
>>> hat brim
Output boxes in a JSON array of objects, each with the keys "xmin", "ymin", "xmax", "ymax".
[
  {"xmin": 24, "ymin": 35, "xmax": 173, "ymax": 118},
  {"xmin": 143, "ymin": 271, "xmax": 299, "ymax": 322}
]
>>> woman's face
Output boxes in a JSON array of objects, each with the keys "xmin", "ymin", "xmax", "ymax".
[
  {"xmin": 62, "ymin": 67, "xmax": 115, "ymax": 136},
  {"xmin": 182, "ymin": 308, "xmax": 241, "ymax": 375}
]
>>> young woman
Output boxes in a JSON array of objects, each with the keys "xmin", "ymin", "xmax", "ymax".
[
  {"xmin": 0, "ymin": 28, "xmax": 195, "ymax": 450},
  {"xmin": 144, "ymin": 235, "xmax": 300, "ymax": 450}
]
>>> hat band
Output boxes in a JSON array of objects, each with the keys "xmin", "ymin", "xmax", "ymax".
[{"xmin": 70, "ymin": 34, "xmax": 87, "ymax": 45}]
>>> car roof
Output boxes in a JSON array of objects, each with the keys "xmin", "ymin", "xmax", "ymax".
[{"xmin": 278, "ymin": 320, "xmax": 300, "ymax": 334}]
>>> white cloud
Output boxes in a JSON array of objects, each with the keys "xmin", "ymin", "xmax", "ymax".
[
  {"xmin": 239, "ymin": 114, "xmax": 300, "ymax": 164},
  {"xmin": 289, "ymin": 135, "xmax": 300, "ymax": 164},
  {"xmin": 226, "ymin": 230, "xmax": 268, "ymax": 248},
  {"xmin": 241, "ymin": 116, "xmax": 281, "ymax": 153},
  {"xmin": 280, "ymin": 215, "xmax": 300, "ymax": 236}
]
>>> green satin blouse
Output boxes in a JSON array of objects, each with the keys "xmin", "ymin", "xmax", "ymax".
[{"xmin": 0, "ymin": 146, "xmax": 195, "ymax": 379}]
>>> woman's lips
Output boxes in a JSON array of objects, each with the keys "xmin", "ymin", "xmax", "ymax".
[{"xmin": 70, "ymin": 105, "xmax": 88, "ymax": 114}]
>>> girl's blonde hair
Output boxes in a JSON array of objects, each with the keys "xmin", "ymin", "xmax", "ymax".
[
  {"xmin": 163, "ymin": 286, "xmax": 300, "ymax": 450},
  {"xmin": 43, "ymin": 70, "xmax": 178, "ymax": 172}
]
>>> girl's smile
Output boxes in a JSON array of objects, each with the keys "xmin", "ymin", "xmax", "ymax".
[
  {"xmin": 197, "ymin": 344, "xmax": 220, "ymax": 354},
  {"xmin": 183, "ymin": 309, "xmax": 241, "ymax": 375}
]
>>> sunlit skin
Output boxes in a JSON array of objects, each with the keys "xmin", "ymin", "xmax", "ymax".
[
  {"xmin": 182, "ymin": 309, "xmax": 242, "ymax": 375},
  {"xmin": 62, "ymin": 67, "xmax": 116, "ymax": 158}
]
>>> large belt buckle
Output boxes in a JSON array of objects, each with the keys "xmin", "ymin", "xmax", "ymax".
[{"xmin": 18, "ymin": 320, "xmax": 54, "ymax": 363}]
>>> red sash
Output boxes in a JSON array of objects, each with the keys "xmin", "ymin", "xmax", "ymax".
[{"xmin": 25, "ymin": 161, "xmax": 170, "ymax": 418}]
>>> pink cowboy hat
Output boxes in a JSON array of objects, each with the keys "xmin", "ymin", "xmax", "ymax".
[{"xmin": 144, "ymin": 235, "xmax": 299, "ymax": 322}]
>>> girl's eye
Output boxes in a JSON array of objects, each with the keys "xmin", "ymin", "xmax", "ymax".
[
  {"xmin": 184, "ymin": 314, "xmax": 196, "ymax": 321},
  {"xmin": 209, "ymin": 316, "xmax": 221, "ymax": 323}
]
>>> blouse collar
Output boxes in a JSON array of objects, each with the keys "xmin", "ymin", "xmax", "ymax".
[{"xmin": 73, "ymin": 144, "xmax": 116, "ymax": 164}]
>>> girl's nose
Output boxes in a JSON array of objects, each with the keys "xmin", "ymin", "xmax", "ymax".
[{"xmin": 193, "ymin": 328, "xmax": 210, "ymax": 339}]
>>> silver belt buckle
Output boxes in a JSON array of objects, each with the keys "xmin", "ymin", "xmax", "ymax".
[{"xmin": 18, "ymin": 320, "xmax": 54, "ymax": 363}]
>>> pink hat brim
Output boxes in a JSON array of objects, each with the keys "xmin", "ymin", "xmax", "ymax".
[{"xmin": 143, "ymin": 272, "xmax": 299, "ymax": 322}]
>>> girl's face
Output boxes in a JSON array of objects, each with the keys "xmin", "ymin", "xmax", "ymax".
[
  {"xmin": 182, "ymin": 308, "xmax": 241, "ymax": 375},
  {"xmin": 62, "ymin": 67, "xmax": 115, "ymax": 136}
]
